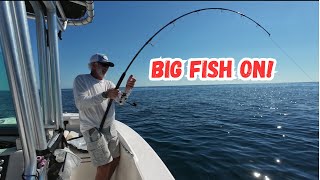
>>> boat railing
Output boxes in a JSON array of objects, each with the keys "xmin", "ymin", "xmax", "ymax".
[
  {"xmin": 0, "ymin": 1, "xmax": 94, "ymax": 179},
  {"xmin": 0, "ymin": 1, "xmax": 45, "ymax": 179}
]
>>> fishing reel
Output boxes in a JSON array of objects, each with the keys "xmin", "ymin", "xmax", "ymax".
[{"xmin": 119, "ymin": 92, "xmax": 137, "ymax": 107}]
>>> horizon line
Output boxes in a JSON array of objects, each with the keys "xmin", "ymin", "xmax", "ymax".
[
  {"xmin": 61, "ymin": 81, "xmax": 318, "ymax": 89},
  {"xmin": 0, "ymin": 81, "xmax": 318, "ymax": 91}
]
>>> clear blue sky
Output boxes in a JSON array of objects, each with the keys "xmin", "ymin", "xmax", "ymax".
[{"xmin": 0, "ymin": 1, "xmax": 319, "ymax": 90}]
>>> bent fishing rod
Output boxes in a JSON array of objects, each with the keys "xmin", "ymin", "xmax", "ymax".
[{"xmin": 99, "ymin": 8, "xmax": 271, "ymax": 131}]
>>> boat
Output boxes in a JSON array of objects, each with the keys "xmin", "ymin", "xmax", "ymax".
[{"xmin": 0, "ymin": 1, "xmax": 174, "ymax": 180}]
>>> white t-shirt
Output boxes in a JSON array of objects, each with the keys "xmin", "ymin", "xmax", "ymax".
[{"xmin": 73, "ymin": 74, "xmax": 129, "ymax": 133}]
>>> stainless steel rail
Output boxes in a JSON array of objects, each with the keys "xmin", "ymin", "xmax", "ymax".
[
  {"xmin": 0, "ymin": 1, "xmax": 39, "ymax": 179},
  {"xmin": 29, "ymin": 1, "xmax": 55, "ymax": 137},
  {"xmin": 27, "ymin": 1, "xmax": 94, "ymax": 27},
  {"xmin": 43, "ymin": 1, "xmax": 63, "ymax": 130}
]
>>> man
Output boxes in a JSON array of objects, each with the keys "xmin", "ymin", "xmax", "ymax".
[{"xmin": 73, "ymin": 53, "xmax": 136, "ymax": 180}]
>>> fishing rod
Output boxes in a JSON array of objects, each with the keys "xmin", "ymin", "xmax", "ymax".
[{"xmin": 99, "ymin": 7, "xmax": 271, "ymax": 131}]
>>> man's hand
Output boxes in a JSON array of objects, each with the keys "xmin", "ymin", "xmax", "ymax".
[
  {"xmin": 126, "ymin": 75, "xmax": 136, "ymax": 91},
  {"xmin": 103, "ymin": 88, "xmax": 120, "ymax": 100}
]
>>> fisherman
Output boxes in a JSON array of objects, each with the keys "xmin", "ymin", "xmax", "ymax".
[{"xmin": 73, "ymin": 53, "xmax": 136, "ymax": 180}]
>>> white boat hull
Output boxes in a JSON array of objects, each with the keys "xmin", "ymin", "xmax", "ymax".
[{"xmin": 63, "ymin": 113, "xmax": 174, "ymax": 180}]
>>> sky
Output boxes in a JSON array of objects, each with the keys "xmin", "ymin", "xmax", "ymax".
[{"xmin": 0, "ymin": 1, "xmax": 319, "ymax": 90}]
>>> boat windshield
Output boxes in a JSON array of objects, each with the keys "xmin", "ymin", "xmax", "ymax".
[{"xmin": 0, "ymin": 50, "xmax": 18, "ymax": 136}]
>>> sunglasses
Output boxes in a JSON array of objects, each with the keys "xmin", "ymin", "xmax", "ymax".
[{"xmin": 97, "ymin": 62, "xmax": 110, "ymax": 68}]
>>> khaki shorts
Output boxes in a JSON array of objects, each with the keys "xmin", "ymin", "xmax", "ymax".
[{"xmin": 83, "ymin": 123, "xmax": 120, "ymax": 167}]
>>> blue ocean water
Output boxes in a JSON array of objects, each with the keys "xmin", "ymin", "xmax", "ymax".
[
  {"xmin": 62, "ymin": 82, "xmax": 319, "ymax": 180},
  {"xmin": 1, "ymin": 82, "xmax": 319, "ymax": 180}
]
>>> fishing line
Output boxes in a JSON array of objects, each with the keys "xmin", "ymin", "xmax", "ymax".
[{"xmin": 269, "ymin": 37, "xmax": 314, "ymax": 82}]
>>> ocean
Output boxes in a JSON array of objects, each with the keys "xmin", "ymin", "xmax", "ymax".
[{"xmin": 1, "ymin": 82, "xmax": 319, "ymax": 180}]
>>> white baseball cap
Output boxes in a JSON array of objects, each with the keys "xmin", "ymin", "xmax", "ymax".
[{"xmin": 89, "ymin": 53, "xmax": 114, "ymax": 67}]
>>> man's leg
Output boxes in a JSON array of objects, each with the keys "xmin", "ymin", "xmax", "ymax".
[
  {"xmin": 95, "ymin": 156, "xmax": 120, "ymax": 180},
  {"xmin": 95, "ymin": 162, "xmax": 112, "ymax": 180},
  {"xmin": 108, "ymin": 156, "xmax": 120, "ymax": 180},
  {"xmin": 106, "ymin": 123, "xmax": 121, "ymax": 180},
  {"xmin": 83, "ymin": 128, "xmax": 113, "ymax": 180}
]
